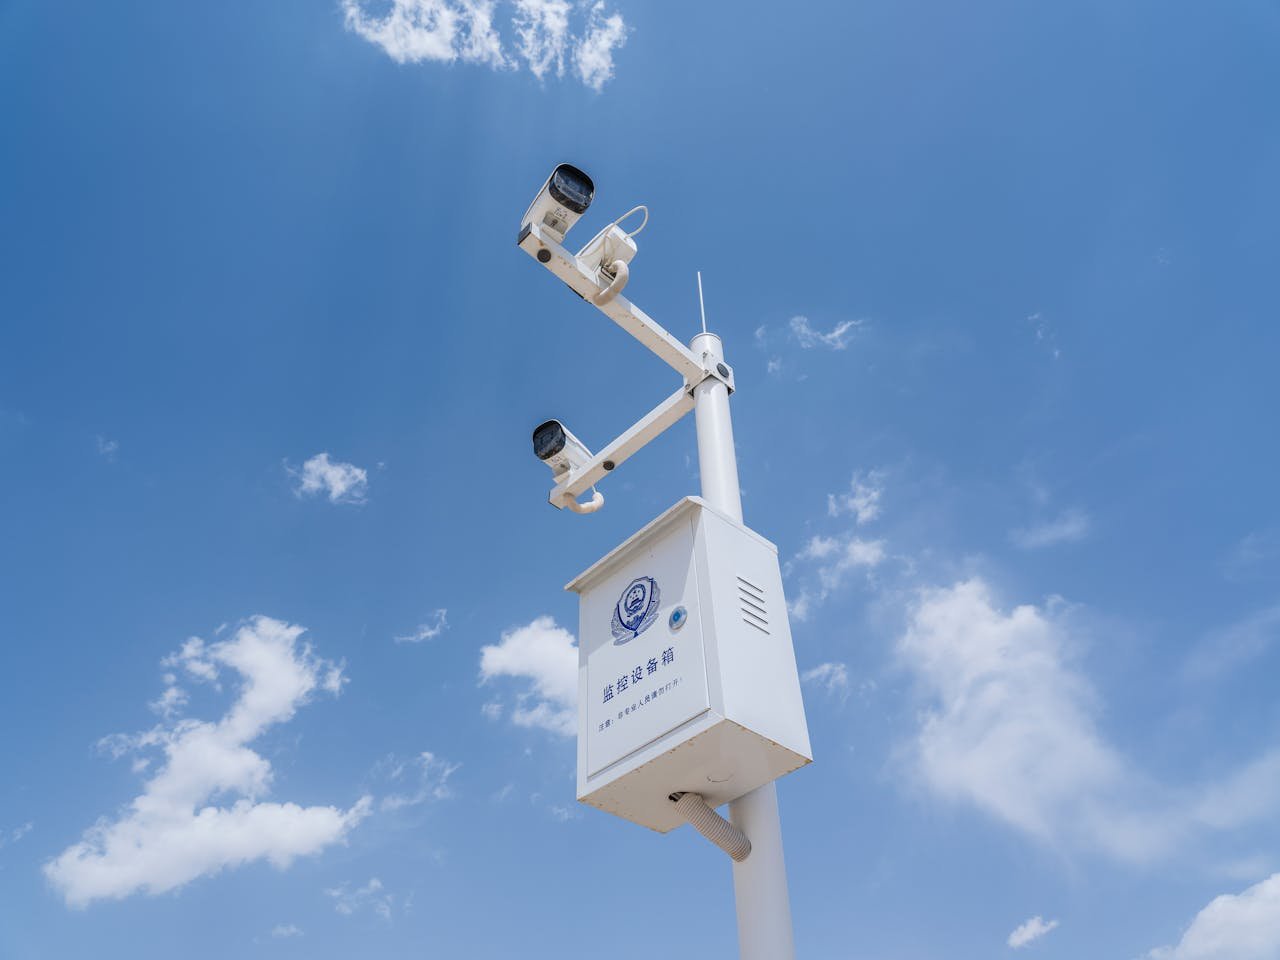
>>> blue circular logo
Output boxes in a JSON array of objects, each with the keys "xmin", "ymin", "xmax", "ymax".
[
  {"xmin": 610, "ymin": 576, "xmax": 661, "ymax": 645},
  {"xmin": 669, "ymin": 606, "xmax": 688, "ymax": 632}
]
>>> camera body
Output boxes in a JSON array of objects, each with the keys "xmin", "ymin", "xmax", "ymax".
[
  {"xmin": 532, "ymin": 419, "xmax": 594, "ymax": 482},
  {"xmin": 520, "ymin": 164, "xmax": 595, "ymax": 245}
]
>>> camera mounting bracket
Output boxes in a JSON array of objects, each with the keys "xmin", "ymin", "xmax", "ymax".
[
  {"xmin": 518, "ymin": 222, "xmax": 730, "ymax": 395},
  {"xmin": 519, "ymin": 222, "xmax": 735, "ymax": 512},
  {"xmin": 546, "ymin": 385, "xmax": 695, "ymax": 510}
]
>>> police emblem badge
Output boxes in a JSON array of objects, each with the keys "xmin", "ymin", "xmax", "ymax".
[{"xmin": 611, "ymin": 576, "xmax": 661, "ymax": 644}]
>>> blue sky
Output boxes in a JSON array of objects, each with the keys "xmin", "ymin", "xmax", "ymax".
[{"xmin": 2, "ymin": 0, "xmax": 1279, "ymax": 956}]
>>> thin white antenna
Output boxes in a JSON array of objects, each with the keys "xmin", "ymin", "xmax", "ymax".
[{"xmin": 696, "ymin": 271, "xmax": 708, "ymax": 335}]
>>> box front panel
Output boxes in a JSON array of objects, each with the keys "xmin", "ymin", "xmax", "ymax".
[{"xmin": 581, "ymin": 516, "xmax": 711, "ymax": 778}]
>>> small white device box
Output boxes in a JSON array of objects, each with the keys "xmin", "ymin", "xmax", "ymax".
[{"xmin": 568, "ymin": 497, "xmax": 812, "ymax": 832}]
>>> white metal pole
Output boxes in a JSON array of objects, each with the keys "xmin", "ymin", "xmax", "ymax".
[
  {"xmin": 691, "ymin": 333, "xmax": 743, "ymax": 523},
  {"xmin": 690, "ymin": 331, "xmax": 796, "ymax": 960}
]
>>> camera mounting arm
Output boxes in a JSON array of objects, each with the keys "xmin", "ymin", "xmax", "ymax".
[
  {"xmin": 517, "ymin": 222, "xmax": 732, "ymax": 393},
  {"xmin": 547, "ymin": 385, "xmax": 695, "ymax": 510},
  {"xmin": 520, "ymin": 213, "xmax": 735, "ymax": 513}
]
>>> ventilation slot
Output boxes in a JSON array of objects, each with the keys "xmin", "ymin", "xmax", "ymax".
[{"xmin": 736, "ymin": 576, "xmax": 770, "ymax": 635}]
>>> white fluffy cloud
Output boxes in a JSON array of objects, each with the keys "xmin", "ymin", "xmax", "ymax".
[
  {"xmin": 0, "ymin": 821, "xmax": 32, "ymax": 850},
  {"xmin": 512, "ymin": 0, "xmax": 570, "ymax": 78},
  {"xmin": 801, "ymin": 662, "xmax": 849, "ymax": 700},
  {"xmin": 790, "ymin": 534, "xmax": 885, "ymax": 621},
  {"xmin": 1008, "ymin": 915, "xmax": 1059, "ymax": 949},
  {"xmin": 327, "ymin": 876, "xmax": 394, "ymax": 920},
  {"xmin": 795, "ymin": 473, "xmax": 1280, "ymax": 862},
  {"xmin": 1146, "ymin": 874, "xmax": 1280, "ymax": 959},
  {"xmin": 344, "ymin": 0, "xmax": 627, "ymax": 91},
  {"xmin": 788, "ymin": 471, "xmax": 887, "ymax": 620},
  {"xmin": 898, "ymin": 578, "xmax": 1280, "ymax": 864},
  {"xmin": 797, "ymin": 535, "xmax": 886, "ymax": 570},
  {"xmin": 897, "ymin": 579, "xmax": 1167, "ymax": 860},
  {"xmin": 342, "ymin": 0, "xmax": 505, "ymax": 67},
  {"xmin": 44, "ymin": 617, "xmax": 369, "ymax": 907},
  {"xmin": 394, "ymin": 609, "xmax": 449, "ymax": 644},
  {"xmin": 478, "ymin": 616, "xmax": 577, "ymax": 736},
  {"xmin": 790, "ymin": 315, "xmax": 861, "ymax": 350},
  {"xmin": 828, "ymin": 471, "xmax": 883, "ymax": 524},
  {"xmin": 379, "ymin": 751, "xmax": 460, "ymax": 811},
  {"xmin": 573, "ymin": 2, "xmax": 626, "ymax": 90},
  {"xmin": 290, "ymin": 452, "xmax": 368, "ymax": 504}
]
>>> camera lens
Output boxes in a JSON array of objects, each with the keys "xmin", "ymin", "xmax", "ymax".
[
  {"xmin": 548, "ymin": 164, "xmax": 594, "ymax": 214},
  {"xmin": 532, "ymin": 420, "xmax": 567, "ymax": 460}
]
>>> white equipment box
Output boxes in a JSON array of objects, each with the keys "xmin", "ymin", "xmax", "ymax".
[{"xmin": 568, "ymin": 497, "xmax": 812, "ymax": 832}]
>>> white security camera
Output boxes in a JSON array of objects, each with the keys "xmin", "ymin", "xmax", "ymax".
[
  {"xmin": 532, "ymin": 419, "xmax": 594, "ymax": 481},
  {"xmin": 520, "ymin": 164, "xmax": 594, "ymax": 245}
]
